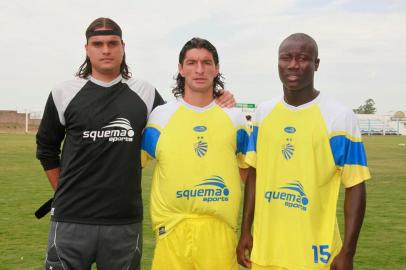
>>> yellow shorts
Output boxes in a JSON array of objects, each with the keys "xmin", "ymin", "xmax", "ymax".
[
  {"xmin": 252, "ymin": 263, "xmax": 289, "ymax": 270},
  {"xmin": 151, "ymin": 217, "xmax": 238, "ymax": 270}
]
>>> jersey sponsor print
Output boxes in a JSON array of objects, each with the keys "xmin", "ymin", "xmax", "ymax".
[
  {"xmin": 176, "ymin": 176, "xmax": 230, "ymax": 203},
  {"xmin": 264, "ymin": 181, "xmax": 309, "ymax": 211},
  {"xmin": 82, "ymin": 117, "xmax": 135, "ymax": 142}
]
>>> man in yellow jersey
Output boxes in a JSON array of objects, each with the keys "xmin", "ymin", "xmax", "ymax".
[
  {"xmin": 141, "ymin": 37, "xmax": 249, "ymax": 270},
  {"xmin": 237, "ymin": 33, "xmax": 371, "ymax": 270}
]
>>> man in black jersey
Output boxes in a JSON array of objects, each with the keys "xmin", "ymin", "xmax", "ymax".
[{"xmin": 36, "ymin": 17, "xmax": 234, "ymax": 270}]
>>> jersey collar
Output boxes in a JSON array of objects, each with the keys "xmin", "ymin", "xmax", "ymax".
[
  {"xmin": 281, "ymin": 92, "xmax": 322, "ymax": 111},
  {"xmin": 89, "ymin": 75, "xmax": 123, "ymax": 88},
  {"xmin": 177, "ymin": 98, "xmax": 216, "ymax": 112}
]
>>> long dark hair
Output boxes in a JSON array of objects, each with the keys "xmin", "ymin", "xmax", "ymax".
[
  {"xmin": 76, "ymin": 17, "xmax": 131, "ymax": 79},
  {"xmin": 172, "ymin": 37, "xmax": 224, "ymax": 98}
]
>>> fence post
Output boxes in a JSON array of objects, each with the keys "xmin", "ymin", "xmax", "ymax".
[{"xmin": 25, "ymin": 110, "xmax": 28, "ymax": 134}]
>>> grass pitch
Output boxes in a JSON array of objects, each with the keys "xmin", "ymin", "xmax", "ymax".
[{"xmin": 0, "ymin": 134, "xmax": 405, "ymax": 269}]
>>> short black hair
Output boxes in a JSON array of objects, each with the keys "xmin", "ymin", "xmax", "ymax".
[{"xmin": 280, "ymin": 33, "xmax": 318, "ymax": 59}]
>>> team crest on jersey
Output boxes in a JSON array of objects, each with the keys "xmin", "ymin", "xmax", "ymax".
[
  {"xmin": 176, "ymin": 176, "xmax": 229, "ymax": 203},
  {"xmin": 193, "ymin": 125, "xmax": 208, "ymax": 157},
  {"xmin": 282, "ymin": 126, "xmax": 296, "ymax": 160},
  {"xmin": 282, "ymin": 138, "xmax": 295, "ymax": 160},
  {"xmin": 264, "ymin": 181, "xmax": 309, "ymax": 211},
  {"xmin": 82, "ymin": 117, "xmax": 134, "ymax": 142}
]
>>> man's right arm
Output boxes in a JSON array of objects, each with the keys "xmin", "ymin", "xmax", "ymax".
[
  {"xmin": 45, "ymin": 167, "xmax": 60, "ymax": 191},
  {"xmin": 237, "ymin": 167, "xmax": 256, "ymax": 268},
  {"xmin": 36, "ymin": 92, "xmax": 66, "ymax": 190}
]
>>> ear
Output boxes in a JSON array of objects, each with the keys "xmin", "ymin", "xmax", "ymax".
[
  {"xmin": 315, "ymin": 58, "xmax": 320, "ymax": 71},
  {"xmin": 215, "ymin": 64, "xmax": 220, "ymax": 76},
  {"xmin": 85, "ymin": 44, "xmax": 89, "ymax": 57},
  {"xmin": 178, "ymin": 63, "xmax": 184, "ymax": 77}
]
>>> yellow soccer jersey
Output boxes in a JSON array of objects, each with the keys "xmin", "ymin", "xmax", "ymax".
[
  {"xmin": 141, "ymin": 99, "xmax": 249, "ymax": 238},
  {"xmin": 246, "ymin": 94, "xmax": 371, "ymax": 270}
]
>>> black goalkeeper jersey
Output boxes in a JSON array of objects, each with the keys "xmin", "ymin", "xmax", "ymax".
[{"xmin": 36, "ymin": 75, "xmax": 164, "ymax": 224}]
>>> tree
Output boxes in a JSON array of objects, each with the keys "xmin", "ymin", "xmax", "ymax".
[{"xmin": 353, "ymin": 98, "xmax": 376, "ymax": 114}]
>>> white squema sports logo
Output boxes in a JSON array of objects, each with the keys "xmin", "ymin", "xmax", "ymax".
[{"xmin": 83, "ymin": 118, "xmax": 135, "ymax": 142}]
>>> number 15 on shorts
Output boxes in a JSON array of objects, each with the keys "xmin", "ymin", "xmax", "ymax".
[{"xmin": 312, "ymin": 245, "xmax": 331, "ymax": 264}]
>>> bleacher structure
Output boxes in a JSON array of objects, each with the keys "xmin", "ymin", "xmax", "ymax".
[
  {"xmin": 356, "ymin": 112, "xmax": 406, "ymax": 136},
  {"xmin": 358, "ymin": 118, "xmax": 398, "ymax": 135}
]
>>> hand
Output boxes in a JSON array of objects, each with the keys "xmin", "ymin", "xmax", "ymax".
[
  {"xmin": 236, "ymin": 232, "xmax": 253, "ymax": 268},
  {"xmin": 330, "ymin": 251, "xmax": 353, "ymax": 270},
  {"xmin": 215, "ymin": 89, "xmax": 235, "ymax": 108}
]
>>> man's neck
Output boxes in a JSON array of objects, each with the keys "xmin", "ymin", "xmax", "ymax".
[
  {"xmin": 283, "ymin": 86, "xmax": 319, "ymax": 107},
  {"xmin": 183, "ymin": 88, "xmax": 214, "ymax": 107},
  {"xmin": 91, "ymin": 70, "xmax": 121, "ymax": 83}
]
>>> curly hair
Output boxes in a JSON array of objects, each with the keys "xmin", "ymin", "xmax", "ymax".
[
  {"xmin": 76, "ymin": 17, "xmax": 131, "ymax": 79},
  {"xmin": 172, "ymin": 37, "xmax": 224, "ymax": 98}
]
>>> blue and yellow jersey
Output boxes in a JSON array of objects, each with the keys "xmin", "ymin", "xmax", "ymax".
[
  {"xmin": 246, "ymin": 94, "xmax": 371, "ymax": 270},
  {"xmin": 141, "ymin": 99, "xmax": 249, "ymax": 238}
]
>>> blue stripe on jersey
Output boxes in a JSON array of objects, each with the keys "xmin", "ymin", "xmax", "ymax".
[
  {"xmin": 141, "ymin": 127, "xmax": 161, "ymax": 159},
  {"xmin": 236, "ymin": 128, "xmax": 249, "ymax": 154},
  {"xmin": 330, "ymin": 135, "xmax": 367, "ymax": 166},
  {"xmin": 247, "ymin": 126, "xmax": 258, "ymax": 152}
]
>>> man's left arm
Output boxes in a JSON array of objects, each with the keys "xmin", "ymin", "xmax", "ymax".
[
  {"xmin": 152, "ymin": 89, "xmax": 166, "ymax": 109},
  {"xmin": 330, "ymin": 182, "xmax": 366, "ymax": 270}
]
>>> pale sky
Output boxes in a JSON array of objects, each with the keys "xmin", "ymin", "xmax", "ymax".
[{"xmin": 1, "ymin": 0, "xmax": 405, "ymax": 114}]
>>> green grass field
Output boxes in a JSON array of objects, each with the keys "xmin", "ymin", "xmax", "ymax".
[{"xmin": 0, "ymin": 134, "xmax": 405, "ymax": 269}]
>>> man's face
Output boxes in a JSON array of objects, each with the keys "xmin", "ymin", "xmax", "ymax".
[
  {"xmin": 278, "ymin": 39, "xmax": 319, "ymax": 91},
  {"xmin": 85, "ymin": 27, "xmax": 124, "ymax": 76},
  {"xmin": 179, "ymin": 48, "xmax": 219, "ymax": 94}
]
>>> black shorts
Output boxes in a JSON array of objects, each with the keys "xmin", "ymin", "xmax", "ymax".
[{"xmin": 44, "ymin": 221, "xmax": 142, "ymax": 270}]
